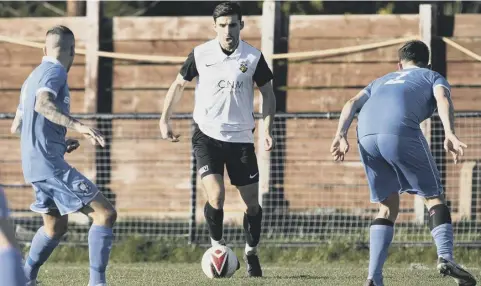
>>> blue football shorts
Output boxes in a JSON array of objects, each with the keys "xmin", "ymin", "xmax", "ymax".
[
  {"xmin": 30, "ymin": 168, "xmax": 99, "ymax": 216},
  {"xmin": 358, "ymin": 134, "xmax": 444, "ymax": 203}
]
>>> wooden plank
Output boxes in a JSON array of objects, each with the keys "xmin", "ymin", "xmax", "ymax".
[
  {"xmin": 0, "ymin": 17, "xmax": 91, "ymax": 41},
  {"xmin": 289, "ymin": 37, "xmax": 481, "ymax": 62},
  {"xmin": 0, "ymin": 91, "xmax": 86, "ymax": 113},
  {"xmin": 5, "ymin": 35, "xmax": 480, "ymax": 67},
  {"xmin": 0, "ymin": 42, "xmax": 87, "ymax": 66},
  {"xmin": 289, "ymin": 14, "xmax": 419, "ymax": 39},
  {"xmin": 0, "ymin": 65, "xmax": 85, "ymax": 89},
  {"xmin": 112, "ymin": 16, "xmax": 262, "ymax": 41},
  {"xmin": 458, "ymin": 161, "xmax": 476, "ymax": 220},
  {"xmin": 453, "ymin": 14, "xmax": 481, "ymax": 37},
  {"xmin": 0, "ymin": 137, "xmax": 95, "ymax": 185},
  {"xmin": 453, "ymin": 117, "xmax": 481, "ymax": 161},
  {"xmin": 1, "ymin": 62, "xmax": 479, "ymax": 92},
  {"xmin": 3, "ymin": 187, "xmax": 33, "ymax": 210},
  {"xmin": 285, "ymin": 119, "xmax": 360, "ymax": 161},
  {"xmin": 287, "ymin": 62, "xmax": 481, "ymax": 87},
  {"xmin": 114, "ymin": 39, "xmax": 262, "ymax": 59},
  {"xmin": 113, "ymin": 90, "xmax": 194, "ymax": 113},
  {"xmin": 84, "ymin": 0, "xmax": 100, "ymax": 113},
  {"xmin": 286, "ymin": 87, "xmax": 481, "ymax": 112}
]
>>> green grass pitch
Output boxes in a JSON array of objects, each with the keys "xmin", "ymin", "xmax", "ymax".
[{"xmin": 36, "ymin": 262, "xmax": 480, "ymax": 285}]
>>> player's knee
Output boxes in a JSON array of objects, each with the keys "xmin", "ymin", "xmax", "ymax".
[
  {"xmin": 92, "ymin": 208, "xmax": 117, "ymax": 227},
  {"xmin": 245, "ymin": 203, "xmax": 259, "ymax": 216},
  {"xmin": 378, "ymin": 204, "xmax": 398, "ymax": 222},
  {"xmin": 208, "ymin": 197, "xmax": 224, "ymax": 210},
  {"xmin": 45, "ymin": 222, "xmax": 68, "ymax": 239},
  {"xmin": 424, "ymin": 195, "xmax": 445, "ymax": 210}
]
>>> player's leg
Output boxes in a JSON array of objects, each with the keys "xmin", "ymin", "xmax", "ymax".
[
  {"xmin": 202, "ymin": 174, "xmax": 226, "ymax": 246},
  {"xmin": 424, "ymin": 196, "xmax": 475, "ymax": 285},
  {"xmin": 24, "ymin": 211, "xmax": 68, "ymax": 284},
  {"xmin": 25, "ymin": 182, "xmax": 69, "ymax": 285},
  {"xmin": 79, "ymin": 192, "xmax": 117, "ymax": 286},
  {"xmin": 226, "ymin": 142, "xmax": 262, "ymax": 277},
  {"xmin": 192, "ymin": 125, "xmax": 226, "ymax": 246},
  {"xmin": 384, "ymin": 134, "xmax": 475, "ymax": 285},
  {"xmin": 0, "ymin": 188, "xmax": 27, "ymax": 286},
  {"xmin": 359, "ymin": 135, "xmax": 401, "ymax": 286}
]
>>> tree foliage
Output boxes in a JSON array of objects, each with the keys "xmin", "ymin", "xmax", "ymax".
[{"xmin": 0, "ymin": 1, "xmax": 480, "ymax": 18}]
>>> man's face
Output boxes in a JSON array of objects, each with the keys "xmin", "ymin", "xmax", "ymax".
[
  {"xmin": 66, "ymin": 39, "xmax": 75, "ymax": 72},
  {"xmin": 214, "ymin": 15, "xmax": 243, "ymax": 51}
]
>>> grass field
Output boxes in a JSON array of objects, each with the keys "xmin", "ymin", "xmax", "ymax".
[{"xmin": 36, "ymin": 262, "xmax": 480, "ymax": 285}]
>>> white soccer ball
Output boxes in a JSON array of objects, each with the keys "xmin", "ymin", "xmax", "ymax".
[{"xmin": 201, "ymin": 245, "xmax": 239, "ymax": 278}]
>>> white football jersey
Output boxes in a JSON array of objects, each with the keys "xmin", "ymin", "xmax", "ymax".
[{"xmin": 180, "ymin": 39, "xmax": 273, "ymax": 143}]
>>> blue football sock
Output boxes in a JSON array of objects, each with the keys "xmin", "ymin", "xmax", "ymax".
[
  {"xmin": 89, "ymin": 225, "xmax": 114, "ymax": 286},
  {"xmin": 24, "ymin": 226, "xmax": 60, "ymax": 282},
  {"xmin": 428, "ymin": 204, "xmax": 454, "ymax": 261},
  {"xmin": 368, "ymin": 219, "xmax": 394, "ymax": 286},
  {"xmin": 0, "ymin": 247, "xmax": 27, "ymax": 286},
  {"xmin": 431, "ymin": 224, "xmax": 454, "ymax": 261}
]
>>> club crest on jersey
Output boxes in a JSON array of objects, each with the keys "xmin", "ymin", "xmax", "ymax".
[
  {"xmin": 239, "ymin": 61, "xmax": 248, "ymax": 73},
  {"xmin": 211, "ymin": 248, "xmax": 228, "ymax": 275}
]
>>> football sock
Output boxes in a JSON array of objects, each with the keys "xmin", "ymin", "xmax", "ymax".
[
  {"xmin": 24, "ymin": 226, "xmax": 60, "ymax": 282},
  {"xmin": 204, "ymin": 202, "xmax": 224, "ymax": 243},
  {"xmin": 89, "ymin": 225, "xmax": 114, "ymax": 286},
  {"xmin": 243, "ymin": 206, "xmax": 262, "ymax": 255},
  {"xmin": 0, "ymin": 247, "xmax": 27, "ymax": 286},
  {"xmin": 428, "ymin": 204, "xmax": 454, "ymax": 261},
  {"xmin": 368, "ymin": 218, "xmax": 394, "ymax": 286}
]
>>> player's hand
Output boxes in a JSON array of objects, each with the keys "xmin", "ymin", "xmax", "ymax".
[
  {"xmin": 76, "ymin": 124, "xmax": 106, "ymax": 147},
  {"xmin": 265, "ymin": 133, "xmax": 275, "ymax": 151},
  {"xmin": 159, "ymin": 120, "xmax": 180, "ymax": 142},
  {"xmin": 444, "ymin": 133, "xmax": 467, "ymax": 164},
  {"xmin": 330, "ymin": 135, "xmax": 349, "ymax": 162},
  {"xmin": 65, "ymin": 138, "xmax": 80, "ymax": 153}
]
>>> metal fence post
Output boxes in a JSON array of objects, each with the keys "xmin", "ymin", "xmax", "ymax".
[{"xmin": 188, "ymin": 120, "xmax": 197, "ymax": 245}]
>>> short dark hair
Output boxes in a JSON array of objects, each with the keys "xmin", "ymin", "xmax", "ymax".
[
  {"xmin": 398, "ymin": 40, "xmax": 430, "ymax": 67},
  {"xmin": 213, "ymin": 2, "xmax": 242, "ymax": 22},
  {"xmin": 46, "ymin": 25, "xmax": 74, "ymax": 38}
]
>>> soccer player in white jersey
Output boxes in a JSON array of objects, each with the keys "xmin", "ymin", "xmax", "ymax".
[
  {"xmin": 159, "ymin": 1, "xmax": 276, "ymax": 277},
  {"xmin": 10, "ymin": 26, "xmax": 117, "ymax": 286},
  {"xmin": 0, "ymin": 187, "xmax": 26, "ymax": 286}
]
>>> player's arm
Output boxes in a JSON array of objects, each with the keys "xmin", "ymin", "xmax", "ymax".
[
  {"xmin": 10, "ymin": 109, "xmax": 22, "ymax": 135},
  {"xmin": 10, "ymin": 86, "xmax": 25, "ymax": 135},
  {"xmin": 35, "ymin": 92, "xmax": 105, "ymax": 147},
  {"xmin": 254, "ymin": 53, "xmax": 276, "ymax": 150},
  {"xmin": 160, "ymin": 50, "xmax": 197, "ymax": 141},
  {"xmin": 35, "ymin": 91, "xmax": 80, "ymax": 129},
  {"xmin": 160, "ymin": 74, "xmax": 189, "ymax": 123},
  {"xmin": 258, "ymin": 82, "xmax": 276, "ymax": 137},
  {"xmin": 335, "ymin": 90, "xmax": 369, "ymax": 138},
  {"xmin": 433, "ymin": 85, "xmax": 455, "ymax": 135},
  {"xmin": 34, "ymin": 67, "xmax": 105, "ymax": 146}
]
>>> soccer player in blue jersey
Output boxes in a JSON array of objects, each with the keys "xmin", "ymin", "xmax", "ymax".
[
  {"xmin": 0, "ymin": 187, "xmax": 26, "ymax": 286},
  {"xmin": 10, "ymin": 26, "xmax": 117, "ymax": 286},
  {"xmin": 330, "ymin": 40, "xmax": 476, "ymax": 286}
]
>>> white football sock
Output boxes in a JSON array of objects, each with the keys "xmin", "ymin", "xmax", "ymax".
[
  {"xmin": 211, "ymin": 237, "xmax": 226, "ymax": 246},
  {"xmin": 245, "ymin": 243, "xmax": 257, "ymax": 255}
]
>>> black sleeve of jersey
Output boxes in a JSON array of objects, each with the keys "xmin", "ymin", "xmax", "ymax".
[
  {"xmin": 253, "ymin": 53, "xmax": 274, "ymax": 87},
  {"xmin": 179, "ymin": 50, "xmax": 198, "ymax": 81}
]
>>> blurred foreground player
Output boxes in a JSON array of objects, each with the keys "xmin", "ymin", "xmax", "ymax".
[
  {"xmin": 330, "ymin": 40, "xmax": 476, "ymax": 286},
  {"xmin": 10, "ymin": 26, "xmax": 117, "ymax": 286},
  {"xmin": 159, "ymin": 1, "xmax": 276, "ymax": 277},
  {"xmin": 0, "ymin": 188, "xmax": 26, "ymax": 286}
]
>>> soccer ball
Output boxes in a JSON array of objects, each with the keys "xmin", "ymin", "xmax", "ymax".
[{"xmin": 201, "ymin": 245, "xmax": 239, "ymax": 278}]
